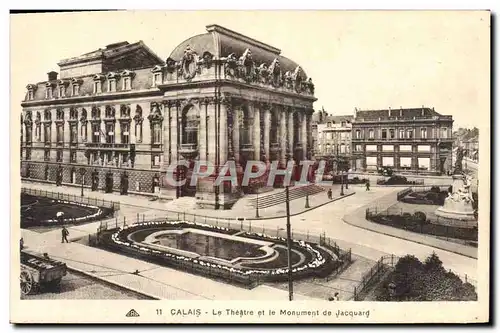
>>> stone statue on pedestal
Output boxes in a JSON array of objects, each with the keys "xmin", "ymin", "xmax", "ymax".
[{"xmin": 453, "ymin": 146, "xmax": 464, "ymax": 175}]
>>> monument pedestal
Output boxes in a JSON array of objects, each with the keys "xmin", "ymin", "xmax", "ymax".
[{"xmin": 434, "ymin": 174, "xmax": 477, "ymax": 228}]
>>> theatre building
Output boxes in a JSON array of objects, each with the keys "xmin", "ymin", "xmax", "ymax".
[
  {"xmin": 20, "ymin": 24, "xmax": 316, "ymax": 209},
  {"xmin": 351, "ymin": 107, "xmax": 454, "ymax": 175}
]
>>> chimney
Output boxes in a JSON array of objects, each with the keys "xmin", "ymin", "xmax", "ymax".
[
  {"xmin": 388, "ymin": 107, "xmax": 391, "ymax": 117},
  {"xmin": 47, "ymin": 71, "xmax": 58, "ymax": 81},
  {"xmin": 354, "ymin": 107, "xmax": 358, "ymax": 119},
  {"xmin": 421, "ymin": 105, "xmax": 425, "ymax": 116},
  {"xmin": 400, "ymin": 106, "xmax": 403, "ymax": 117}
]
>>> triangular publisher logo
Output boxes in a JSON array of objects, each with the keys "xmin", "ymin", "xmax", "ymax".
[{"xmin": 126, "ymin": 309, "xmax": 140, "ymax": 317}]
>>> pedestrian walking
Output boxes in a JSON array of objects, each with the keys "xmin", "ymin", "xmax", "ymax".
[
  {"xmin": 327, "ymin": 188, "xmax": 332, "ymax": 199},
  {"xmin": 365, "ymin": 181, "xmax": 370, "ymax": 191},
  {"xmin": 20, "ymin": 237, "xmax": 24, "ymax": 251},
  {"xmin": 61, "ymin": 226, "xmax": 69, "ymax": 243}
]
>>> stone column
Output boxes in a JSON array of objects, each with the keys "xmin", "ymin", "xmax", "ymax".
[
  {"xmin": 288, "ymin": 108, "xmax": 294, "ymax": 158},
  {"xmin": 252, "ymin": 102, "xmax": 261, "ymax": 161},
  {"xmin": 263, "ymin": 103, "xmax": 271, "ymax": 164},
  {"xmin": 306, "ymin": 111, "xmax": 313, "ymax": 158},
  {"xmin": 162, "ymin": 102, "xmax": 170, "ymax": 166},
  {"xmin": 199, "ymin": 99, "xmax": 208, "ymax": 161},
  {"xmin": 301, "ymin": 111, "xmax": 307, "ymax": 158},
  {"xmin": 63, "ymin": 109, "xmax": 70, "ymax": 144},
  {"xmin": 219, "ymin": 98, "xmax": 228, "ymax": 164},
  {"xmin": 206, "ymin": 99, "xmax": 217, "ymax": 165},
  {"xmin": 170, "ymin": 101, "xmax": 178, "ymax": 163},
  {"xmin": 100, "ymin": 120, "xmax": 106, "ymax": 143},
  {"xmin": 280, "ymin": 106, "xmax": 287, "ymax": 164},
  {"xmin": 233, "ymin": 107, "xmax": 241, "ymax": 167}
]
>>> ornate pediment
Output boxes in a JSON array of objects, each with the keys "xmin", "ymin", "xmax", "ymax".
[
  {"xmin": 134, "ymin": 105, "xmax": 144, "ymax": 124},
  {"xmin": 93, "ymin": 74, "xmax": 105, "ymax": 81},
  {"xmin": 71, "ymin": 78, "xmax": 83, "ymax": 85},
  {"xmin": 57, "ymin": 79, "xmax": 69, "ymax": 87},
  {"xmin": 151, "ymin": 65, "xmax": 163, "ymax": 73},
  {"xmin": 148, "ymin": 102, "xmax": 163, "ymax": 123},
  {"xmin": 26, "ymin": 84, "xmax": 37, "ymax": 91},
  {"xmin": 106, "ymin": 72, "xmax": 119, "ymax": 79},
  {"xmin": 120, "ymin": 69, "xmax": 135, "ymax": 77}
]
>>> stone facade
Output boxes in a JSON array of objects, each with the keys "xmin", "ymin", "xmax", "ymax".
[
  {"xmin": 351, "ymin": 106, "xmax": 454, "ymax": 175},
  {"xmin": 21, "ymin": 25, "xmax": 317, "ymax": 209}
]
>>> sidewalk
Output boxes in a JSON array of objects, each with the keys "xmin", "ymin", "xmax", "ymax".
[
  {"xmin": 21, "ymin": 180, "xmax": 355, "ymax": 221},
  {"xmin": 342, "ymin": 191, "xmax": 478, "ymax": 259}
]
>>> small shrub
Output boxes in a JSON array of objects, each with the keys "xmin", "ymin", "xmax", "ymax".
[
  {"xmin": 430, "ymin": 186, "xmax": 441, "ymax": 193},
  {"xmin": 413, "ymin": 211, "xmax": 427, "ymax": 223},
  {"xmin": 402, "ymin": 212, "xmax": 413, "ymax": 220}
]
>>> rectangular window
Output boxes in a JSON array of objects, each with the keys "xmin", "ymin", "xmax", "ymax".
[
  {"xmin": 399, "ymin": 129, "xmax": 404, "ymax": 139},
  {"xmin": 108, "ymin": 80, "xmax": 116, "ymax": 92},
  {"xmin": 92, "ymin": 123, "xmax": 100, "ymax": 143},
  {"xmin": 418, "ymin": 145, "xmax": 431, "ymax": 152},
  {"xmin": 355, "ymin": 130, "xmax": 361, "ymax": 139},
  {"xmin": 56, "ymin": 150, "xmax": 63, "ymax": 162},
  {"xmin": 418, "ymin": 157, "xmax": 430, "ymax": 170},
  {"xmin": 106, "ymin": 123, "xmax": 114, "ymax": 144},
  {"xmin": 153, "ymin": 123, "xmax": 161, "ymax": 144},
  {"xmin": 341, "ymin": 121, "xmax": 346, "ymax": 127},
  {"xmin": 407, "ymin": 129, "xmax": 413, "ymax": 139},
  {"xmin": 369, "ymin": 129, "xmax": 374, "ymax": 139},
  {"xmin": 123, "ymin": 77, "xmax": 131, "ymax": 90},
  {"xmin": 389, "ymin": 129, "xmax": 395, "ymax": 139},
  {"xmin": 382, "ymin": 145, "xmax": 394, "ymax": 152},
  {"xmin": 381, "ymin": 129, "xmax": 387, "ymax": 139},
  {"xmin": 400, "ymin": 157, "xmax": 412, "ymax": 168},
  {"xmin": 420, "ymin": 128, "xmax": 427, "ymax": 139},
  {"xmin": 121, "ymin": 123, "xmax": 130, "ymax": 144},
  {"xmin": 94, "ymin": 81, "xmax": 101, "ymax": 94},
  {"xmin": 59, "ymin": 86, "xmax": 65, "ymax": 98},
  {"xmin": 154, "ymin": 73, "xmax": 162, "ymax": 86},
  {"xmin": 366, "ymin": 145, "xmax": 377, "ymax": 152},
  {"xmin": 46, "ymin": 87, "xmax": 52, "ymax": 99},
  {"xmin": 44, "ymin": 150, "xmax": 50, "ymax": 161},
  {"xmin": 441, "ymin": 127, "xmax": 448, "ymax": 138},
  {"xmin": 366, "ymin": 156, "xmax": 377, "ymax": 169},
  {"xmin": 56, "ymin": 125, "xmax": 63, "ymax": 143},
  {"xmin": 355, "ymin": 144, "xmax": 362, "ymax": 152},
  {"xmin": 70, "ymin": 124, "xmax": 78, "ymax": 143},
  {"xmin": 382, "ymin": 157, "xmax": 394, "ymax": 167},
  {"xmin": 399, "ymin": 145, "xmax": 412, "ymax": 152},
  {"xmin": 122, "ymin": 153, "xmax": 129, "ymax": 167},
  {"xmin": 152, "ymin": 154, "xmax": 161, "ymax": 168},
  {"xmin": 340, "ymin": 144, "xmax": 346, "ymax": 154},
  {"xmin": 72, "ymin": 85, "xmax": 79, "ymax": 96},
  {"xmin": 70, "ymin": 151, "xmax": 76, "ymax": 163}
]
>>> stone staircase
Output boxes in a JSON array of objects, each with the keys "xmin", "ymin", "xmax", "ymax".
[{"xmin": 246, "ymin": 184, "xmax": 325, "ymax": 209}]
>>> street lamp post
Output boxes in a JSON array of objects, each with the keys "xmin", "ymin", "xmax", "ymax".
[
  {"xmin": 285, "ymin": 154, "xmax": 293, "ymax": 301},
  {"xmin": 80, "ymin": 168, "xmax": 85, "ymax": 197},
  {"xmin": 255, "ymin": 191, "xmax": 260, "ymax": 218}
]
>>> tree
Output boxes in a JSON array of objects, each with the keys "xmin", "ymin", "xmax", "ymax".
[{"xmin": 424, "ymin": 252, "xmax": 444, "ymax": 273}]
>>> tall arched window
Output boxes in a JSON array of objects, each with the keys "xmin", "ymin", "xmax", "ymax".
[{"xmin": 181, "ymin": 105, "xmax": 199, "ymax": 146}]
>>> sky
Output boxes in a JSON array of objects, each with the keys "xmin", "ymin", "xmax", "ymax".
[{"xmin": 10, "ymin": 10, "xmax": 490, "ymax": 129}]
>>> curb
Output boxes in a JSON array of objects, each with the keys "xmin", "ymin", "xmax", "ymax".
[
  {"xmin": 341, "ymin": 214, "xmax": 477, "ymax": 260},
  {"xmin": 65, "ymin": 266, "xmax": 160, "ymax": 300}
]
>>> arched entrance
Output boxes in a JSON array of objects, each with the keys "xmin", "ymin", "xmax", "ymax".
[
  {"xmin": 178, "ymin": 104, "xmax": 199, "ymax": 197},
  {"xmin": 105, "ymin": 171, "xmax": 113, "ymax": 193},
  {"xmin": 91, "ymin": 169, "xmax": 99, "ymax": 191},
  {"xmin": 120, "ymin": 171, "xmax": 129, "ymax": 195}
]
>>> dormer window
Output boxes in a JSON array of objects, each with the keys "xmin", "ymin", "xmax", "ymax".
[
  {"xmin": 107, "ymin": 72, "xmax": 119, "ymax": 92},
  {"xmin": 45, "ymin": 83, "xmax": 53, "ymax": 99},
  {"xmin": 26, "ymin": 84, "xmax": 36, "ymax": 101},
  {"xmin": 57, "ymin": 80, "xmax": 69, "ymax": 98},
  {"xmin": 120, "ymin": 70, "xmax": 134, "ymax": 91},
  {"xmin": 93, "ymin": 74, "xmax": 103, "ymax": 94},
  {"xmin": 71, "ymin": 78, "xmax": 82, "ymax": 96},
  {"xmin": 151, "ymin": 65, "xmax": 163, "ymax": 87}
]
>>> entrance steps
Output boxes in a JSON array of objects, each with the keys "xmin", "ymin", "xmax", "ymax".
[{"xmin": 240, "ymin": 184, "xmax": 325, "ymax": 210}]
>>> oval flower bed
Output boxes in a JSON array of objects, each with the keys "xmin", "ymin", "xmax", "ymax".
[
  {"xmin": 21, "ymin": 194, "xmax": 114, "ymax": 227},
  {"xmin": 102, "ymin": 220, "xmax": 336, "ymax": 284}
]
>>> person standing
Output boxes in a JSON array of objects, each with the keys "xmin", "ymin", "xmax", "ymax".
[
  {"xmin": 366, "ymin": 181, "xmax": 370, "ymax": 191},
  {"xmin": 20, "ymin": 237, "xmax": 24, "ymax": 251},
  {"xmin": 61, "ymin": 226, "xmax": 69, "ymax": 243}
]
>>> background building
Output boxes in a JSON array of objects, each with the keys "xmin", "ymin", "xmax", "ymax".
[
  {"xmin": 21, "ymin": 25, "xmax": 317, "ymax": 209},
  {"xmin": 351, "ymin": 106, "xmax": 454, "ymax": 175}
]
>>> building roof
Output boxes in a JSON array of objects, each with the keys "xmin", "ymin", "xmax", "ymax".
[
  {"xmin": 168, "ymin": 24, "xmax": 307, "ymax": 77},
  {"xmin": 354, "ymin": 107, "xmax": 451, "ymax": 122},
  {"xmin": 57, "ymin": 40, "xmax": 164, "ymax": 71},
  {"xmin": 312, "ymin": 109, "xmax": 353, "ymax": 124}
]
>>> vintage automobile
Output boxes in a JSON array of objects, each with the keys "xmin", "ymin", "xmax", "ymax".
[{"xmin": 20, "ymin": 249, "xmax": 67, "ymax": 295}]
